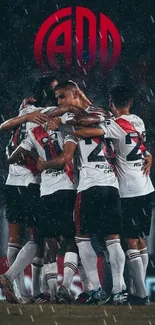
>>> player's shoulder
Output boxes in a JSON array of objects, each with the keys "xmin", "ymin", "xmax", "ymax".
[
  {"xmin": 19, "ymin": 105, "xmax": 39, "ymax": 116},
  {"xmin": 130, "ymin": 114, "xmax": 145, "ymax": 127},
  {"xmin": 121, "ymin": 114, "xmax": 145, "ymax": 129},
  {"xmin": 86, "ymin": 106, "xmax": 111, "ymax": 118}
]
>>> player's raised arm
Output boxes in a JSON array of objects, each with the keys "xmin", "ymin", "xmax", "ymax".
[
  {"xmin": 37, "ymin": 140, "xmax": 77, "ymax": 172},
  {"xmin": 68, "ymin": 80, "xmax": 92, "ymax": 107},
  {"xmin": 0, "ymin": 111, "xmax": 49, "ymax": 132}
]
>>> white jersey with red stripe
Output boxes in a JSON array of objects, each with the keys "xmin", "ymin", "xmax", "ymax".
[
  {"xmin": 6, "ymin": 105, "xmax": 41, "ymax": 187},
  {"xmin": 100, "ymin": 114, "xmax": 154, "ymax": 197},
  {"xmin": 20, "ymin": 123, "xmax": 76, "ymax": 196},
  {"xmin": 64, "ymin": 106, "xmax": 118, "ymax": 192}
]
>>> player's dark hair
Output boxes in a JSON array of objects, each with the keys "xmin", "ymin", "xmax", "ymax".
[
  {"xmin": 39, "ymin": 75, "xmax": 58, "ymax": 88},
  {"xmin": 109, "ymin": 85, "xmax": 133, "ymax": 108},
  {"xmin": 32, "ymin": 75, "xmax": 58, "ymax": 106},
  {"xmin": 55, "ymin": 80, "xmax": 79, "ymax": 92}
]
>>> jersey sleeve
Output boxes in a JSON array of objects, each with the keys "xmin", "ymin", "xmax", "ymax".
[
  {"xmin": 99, "ymin": 119, "xmax": 119, "ymax": 139},
  {"xmin": 20, "ymin": 131, "xmax": 34, "ymax": 151},
  {"xmin": 64, "ymin": 134, "xmax": 79, "ymax": 145}
]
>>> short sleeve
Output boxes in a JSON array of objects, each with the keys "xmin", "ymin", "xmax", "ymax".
[
  {"xmin": 64, "ymin": 134, "xmax": 79, "ymax": 145},
  {"xmin": 99, "ymin": 119, "xmax": 119, "ymax": 139}
]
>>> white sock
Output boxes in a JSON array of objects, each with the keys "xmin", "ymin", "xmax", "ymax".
[
  {"xmin": 7, "ymin": 243, "xmax": 30, "ymax": 297},
  {"xmin": 140, "ymin": 247, "xmax": 149, "ymax": 279},
  {"xmin": 5, "ymin": 241, "xmax": 38, "ymax": 283},
  {"xmin": 44, "ymin": 262, "xmax": 58, "ymax": 298},
  {"xmin": 122, "ymin": 278, "xmax": 127, "ymax": 291},
  {"xmin": 62, "ymin": 252, "xmax": 78, "ymax": 290},
  {"xmin": 78, "ymin": 259, "xmax": 93, "ymax": 292},
  {"xmin": 31, "ymin": 257, "xmax": 44, "ymax": 297},
  {"xmin": 126, "ymin": 249, "xmax": 147, "ymax": 298},
  {"xmin": 75, "ymin": 237, "xmax": 101, "ymax": 291},
  {"xmin": 106, "ymin": 239, "xmax": 125, "ymax": 294},
  {"xmin": 41, "ymin": 265, "xmax": 49, "ymax": 295}
]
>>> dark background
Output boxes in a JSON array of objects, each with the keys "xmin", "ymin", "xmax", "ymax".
[
  {"xmin": 0, "ymin": 0, "xmax": 155, "ymax": 297},
  {"xmin": 0, "ymin": 0, "xmax": 155, "ymax": 187},
  {"xmin": 0, "ymin": 0, "xmax": 154, "ymax": 186}
]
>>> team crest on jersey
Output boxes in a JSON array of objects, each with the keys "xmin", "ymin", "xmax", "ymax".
[{"xmin": 41, "ymin": 137, "xmax": 49, "ymax": 144}]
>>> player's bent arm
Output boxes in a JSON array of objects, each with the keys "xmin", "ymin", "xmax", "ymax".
[
  {"xmin": 0, "ymin": 111, "xmax": 48, "ymax": 131},
  {"xmin": 37, "ymin": 142, "xmax": 77, "ymax": 171},
  {"xmin": 73, "ymin": 127, "xmax": 105, "ymax": 138},
  {"xmin": 7, "ymin": 146, "xmax": 31, "ymax": 164},
  {"xmin": 66, "ymin": 114, "xmax": 104, "ymax": 126},
  {"xmin": 49, "ymin": 105, "xmax": 87, "ymax": 119},
  {"xmin": 142, "ymin": 153, "xmax": 152, "ymax": 176}
]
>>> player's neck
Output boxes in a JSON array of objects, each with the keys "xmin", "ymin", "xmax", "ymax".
[{"xmin": 115, "ymin": 107, "xmax": 130, "ymax": 117}]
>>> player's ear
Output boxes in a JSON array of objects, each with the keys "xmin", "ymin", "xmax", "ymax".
[{"xmin": 73, "ymin": 90, "xmax": 79, "ymax": 99}]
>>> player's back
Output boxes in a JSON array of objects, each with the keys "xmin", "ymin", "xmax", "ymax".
[
  {"xmin": 77, "ymin": 135, "xmax": 118, "ymax": 192},
  {"xmin": 6, "ymin": 105, "xmax": 40, "ymax": 186},
  {"xmin": 102, "ymin": 114, "xmax": 154, "ymax": 197},
  {"xmin": 65, "ymin": 106, "xmax": 118, "ymax": 192},
  {"xmin": 77, "ymin": 107, "xmax": 118, "ymax": 191}
]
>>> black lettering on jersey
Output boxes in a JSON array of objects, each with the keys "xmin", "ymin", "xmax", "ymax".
[
  {"xmin": 105, "ymin": 119, "xmax": 111, "ymax": 125},
  {"xmin": 125, "ymin": 132, "xmax": 142, "ymax": 161},
  {"xmin": 85, "ymin": 137, "xmax": 105, "ymax": 162}
]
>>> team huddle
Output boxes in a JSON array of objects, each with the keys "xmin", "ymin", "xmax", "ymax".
[{"xmin": 0, "ymin": 76, "xmax": 154, "ymax": 306}]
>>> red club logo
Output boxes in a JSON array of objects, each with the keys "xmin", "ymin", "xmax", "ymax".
[{"xmin": 34, "ymin": 6, "xmax": 122, "ymax": 73}]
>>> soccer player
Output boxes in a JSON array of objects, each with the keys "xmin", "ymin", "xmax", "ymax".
[
  {"xmin": 70, "ymin": 85, "xmax": 154, "ymax": 305},
  {"xmin": 0, "ymin": 76, "xmax": 56, "ymax": 303},
  {"xmin": 47, "ymin": 81, "xmax": 126, "ymax": 305},
  {"xmin": 0, "ymin": 105, "xmax": 46, "ymax": 303},
  {"xmin": 3, "ymin": 105, "xmax": 80, "ymax": 304}
]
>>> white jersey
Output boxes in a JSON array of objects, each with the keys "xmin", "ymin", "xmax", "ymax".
[
  {"xmin": 6, "ymin": 105, "xmax": 41, "ymax": 187},
  {"xmin": 65, "ymin": 107, "xmax": 118, "ymax": 192},
  {"xmin": 100, "ymin": 114, "xmax": 154, "ymax": 198},
  {"xmin": 20, "ymin": 123, "xmax": 76, "ymax": 196}
]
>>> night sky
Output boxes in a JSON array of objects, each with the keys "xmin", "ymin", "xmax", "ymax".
[{"xmin": 0, "ymin": 0, "xmax": 155, "ymax": 185}]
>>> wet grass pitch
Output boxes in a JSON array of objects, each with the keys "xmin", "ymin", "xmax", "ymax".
[{"xmin": 0, "ymin": 302, "xmax": 155, "ymax": 325}]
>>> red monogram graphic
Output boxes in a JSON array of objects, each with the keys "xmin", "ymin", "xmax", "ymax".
[{"xmin": 34, "ymin": 6, "xmax": 122, "ymax": 73}]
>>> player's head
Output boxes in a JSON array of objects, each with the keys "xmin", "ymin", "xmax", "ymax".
[
  {"xmin": 39, "ymin": 75, "xmax": 58, "ymax": 105},
  {"xmin": 109, "ymin": 85, "xmax": 133, "ymax": 116},
  {"xmin": 32, "ymin": 75, "xmax": 58, "ymax": 106},
  {"xmin": 39, "ymin": 75, "xmax": 58, "ymax": 92},
  {"xmin": 55, "ymin": 80, "xmax": 81, "ymax": 106}
]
